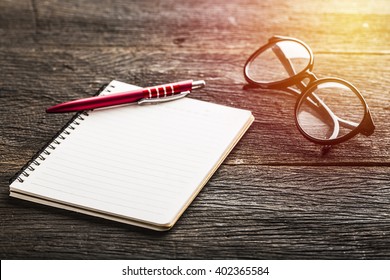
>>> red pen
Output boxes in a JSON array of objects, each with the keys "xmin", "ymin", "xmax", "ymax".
[{"xmin": 46, "ymin": 80, "xmax": 206, "ymax": 113}]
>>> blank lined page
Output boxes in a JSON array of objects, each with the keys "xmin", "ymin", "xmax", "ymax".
[{"xmin": 10, "ymin": 80, "xmax": 254, "ymax": 229}]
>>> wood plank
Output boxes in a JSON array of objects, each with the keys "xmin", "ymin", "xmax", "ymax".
[
  {"xmin": 0, "ymin": 0, "xmax": 34, "ymax": 29},
  {"xmin": 1, "ymin": 165, "xmax": 389, "ymax": 259},
  {"xmin": 0, "ymin": 0, "xmax": 36, "ymax": 45},
  {"xmin": 0, "ymin": 0, "xmax": 389, "ymax": 52},
  {"xmin": 0, "ymin": 48, "xmax": 388, "ymax": 166}
]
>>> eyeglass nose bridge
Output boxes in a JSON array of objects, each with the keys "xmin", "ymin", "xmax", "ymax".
[{"xmin": 291, "ymin": 72, "xmax": 319, "ymax": 94}]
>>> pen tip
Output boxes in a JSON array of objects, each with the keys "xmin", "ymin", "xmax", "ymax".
[
  {"xmin": 192, "ymin": 80, "xmax": 206, "ymax": 90},
  {"xmin": 46, "ymin": 106, "xmax": 61, "ymax": 113}
]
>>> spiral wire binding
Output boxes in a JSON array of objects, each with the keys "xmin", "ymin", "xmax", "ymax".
[{"xmin": 9, "ymin": 84, "xmax": 109, "ymax": 184}]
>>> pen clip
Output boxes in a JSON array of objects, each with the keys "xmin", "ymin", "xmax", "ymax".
[{"xmin": 137, "ymin": 91, "xmax": 190, "ymax": 105}]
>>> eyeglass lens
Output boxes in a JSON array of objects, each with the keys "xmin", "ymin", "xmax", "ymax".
[
  {"xmin": 296, "ymin": 82, "xmax": 365, "ymax": 141},
  {"xmin": 247, "ymin": 41, "xmax": 310, "ymax": 83}
]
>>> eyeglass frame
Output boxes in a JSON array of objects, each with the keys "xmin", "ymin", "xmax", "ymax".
[{"xmin": 243, "ymin": 35, "xmax": 375, "ymax": 145}]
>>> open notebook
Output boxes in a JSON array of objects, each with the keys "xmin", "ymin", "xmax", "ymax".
[{"xmin": 9, "ymin": 80, "xmax": 254, "ymax": 231}]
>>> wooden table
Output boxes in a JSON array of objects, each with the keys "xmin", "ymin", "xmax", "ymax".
[{"xmin": 1, "ymin": 0, "xmax": 389, "ymax": 259}]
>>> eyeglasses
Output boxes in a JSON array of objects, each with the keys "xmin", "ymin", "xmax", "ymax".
[{"xmin": 244, "ymin": 36, "xmax": 375, "ymax": 145}]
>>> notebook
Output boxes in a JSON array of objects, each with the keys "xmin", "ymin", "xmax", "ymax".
[{"xmin": 9, "ymin": 80, "xmax": 254, "ymax": 231}]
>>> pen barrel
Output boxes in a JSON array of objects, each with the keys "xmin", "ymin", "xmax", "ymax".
[
  {"xmin": 46, "ymin": 80, "xmax": 203, "ymax": 113},
  {"xmin": 47, "ymin": 91, "xmax": 145, "ymax": 113}
]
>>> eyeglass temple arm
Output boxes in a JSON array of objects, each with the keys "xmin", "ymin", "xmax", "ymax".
[
  {"xmin": 271, "ymin": 45, "xmax": 310, "ymax": 94},
  {"xmin": 272, "ymin": 45, "xmax": 360, "ymax": 135},
  {"xmin": 271, "ymin": 44, "xmax": 309, "ymax": 96},
  {"xmin": 272, "ymin": 45, "xmax": 337, "ymax": 136},
  {"xmin": 272, "ymin": 45, "xmax": 297, "ymax": 77}
]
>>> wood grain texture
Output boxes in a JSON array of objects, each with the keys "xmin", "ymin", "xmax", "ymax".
[
  {"xmin": 2, "ymin": 165, "xmax": 390, "ymax": 259},
  {"xmin": 0, "ymin": 0, "xmax": 389, "ymax": 259}
]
